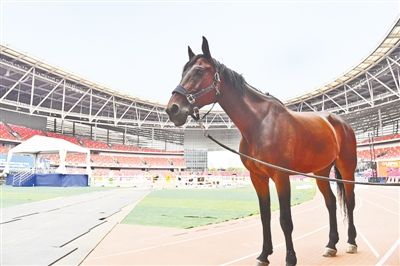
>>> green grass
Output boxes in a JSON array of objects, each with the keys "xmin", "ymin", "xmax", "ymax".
[
  {"xmin": 0, "ymin": 186, "xmax": 114, "ymax": 208},
  {"xmin": 122, "ymin": 182, "xmax": 316, "ymax": 228},
  {"xmin": 1, "ymin": 182, "xmax": 316, "ymax": 228}
]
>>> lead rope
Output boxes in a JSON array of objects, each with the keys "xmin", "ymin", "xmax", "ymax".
[{"xmin": 196, "ymin": 120, "xmax": 400, "ymax": 187}]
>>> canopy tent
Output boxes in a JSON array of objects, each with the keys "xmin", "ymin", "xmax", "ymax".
[{"xmin": 3, "ymin": 135, "xmax": 91, "ymax": 175}]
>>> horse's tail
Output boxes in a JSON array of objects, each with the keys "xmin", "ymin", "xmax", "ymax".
[{"xmin": 335, "ymin": 166, "xmax": 347, "ymax": 220}]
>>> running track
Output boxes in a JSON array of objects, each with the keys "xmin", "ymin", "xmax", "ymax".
[{"xmin": 82, "ymin": 185, "xmax": 399, "ymax": 266}]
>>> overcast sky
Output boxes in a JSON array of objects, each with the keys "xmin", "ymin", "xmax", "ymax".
[{"xmin": 1, "ymin": 1, "xmax": 399, "ymax": 107}]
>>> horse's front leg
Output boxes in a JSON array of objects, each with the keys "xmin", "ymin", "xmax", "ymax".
[
  {"xmin": 251, "ymin": 174, "xmax": 273, "ymax": 265},
  {"xmin": 274, "ymin": 174, "xmax": 297, "ymax": 266}
]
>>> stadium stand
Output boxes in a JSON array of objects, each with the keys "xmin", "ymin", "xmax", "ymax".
[
  {"xmin": 40, "ymin": 154, "xmax": 59, "ymax": 164},
  {"xmin": 112, "ymin": 144, "xmax": 141, "ymax": 152},
  {"xmin": 0, "ymin": 123, "xmax": 17, "ymax": 141},
  {"xmin": 45, "ymin": 132, "xmax": 81, "ymax": 146},
  {"xmin": 2, "ymin": 121, "xmax": 398, "ymax": 184},
  {"xmin": 358, "ymin": 145, "xmax": 400, "ymax": 160},
  {"xmin": 360, "ymin": 134, "xmax": 400, "ymax": 144},
  {"xmin": 90, "ymin": 154, "xmax": 116, "ymax": 167},
  {"xmin": 8, "ymin": 124, "xmax": 46, "ymax": 141},
  {"xmin": 141, "ymin": 147, "xmax": 167, "ymax": 153},
  {"xmin": 143, "ymin": 157, "xmax": 171, "ymax": 167},
  {"xmin": 66, "ymin": 153, "xmax": 87, "ymax": 165},
  {"xmin": 169, "ymin": 157, "xmax": 186, "ymax": 167},
  {"xmin": 80, "ymin": 139, "xmax": 112, "ymax": 150},
  {"xmin": 113, "ymin": 155, "xmax": 145, "ymax": 167}
]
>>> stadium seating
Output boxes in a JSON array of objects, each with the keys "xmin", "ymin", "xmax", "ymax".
[
  {"xmin": 0, "ymin": 123, "xmax": 17, "ymax": 141},
  {"xmin": 90, "ymin": 154, "xmax": 116, "ymax": 166},
  {"xmin": 66, "ymin": 154, "xmax": 87, "ymax": 165},
  {"xmin": 143, "ymin": 157, "xmax": 171, "ymax": 167},
  {"xmin": 113, "ymin": 155, "xmax": 145, "ymax": 167},
  {"xmin": 169, "ymin": 157, "xmax": 186, "ymax": 167},
  {"xmin": 40, "ymin": 154, "xmax": 59, "ymax": 164},
  {"xmin": 358, "ymin": 145, "xmax": 400, "ymax": 160},
  {"xmin": 112, "ymin": 143, "xmax": 141, "ymax": 152},
  {"xmin": 45, "ymin": 132, "xmax": 81, "ymax": 145},
  {"xmin": 8, "ymin": 124, "xmax": 46, "ymax": 141},
  {"xmin": 359, "ymin": 133, "xmax": 400, "ymax": 144},
  {"xmin": 141, "ymin": 147, "xmax": 167, "ymax": 153},
  {"xmin": 80, "ymin": 139, "xmax": 111, "ymax": 150}
]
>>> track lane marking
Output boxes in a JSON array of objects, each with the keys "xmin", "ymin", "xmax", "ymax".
[
  {"xmin": 361, "ymin": 189, "xmax": 400, "ymax": 203},
  {"xmin": 358, "ymin": 196, "xmax": 399, "ymax": 216},
  {"xmin": 353, "ymin": 197, "xmax": 380, "ymax": 258},
  {"xmin": 375, "ymin": 236, "xmax": 400, "ymax": 266}
]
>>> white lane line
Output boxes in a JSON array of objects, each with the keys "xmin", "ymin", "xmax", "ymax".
[
  {"xmin": 359, "ymin": 197, "xmax": 399, "ymax": 216},
  {"xmin": 360, "ymin": 189, "xmax": 400, "ymax": 204},
  {"xmin": 353, "ymin": 197, "xmax": 380, "ymax": 258},
  {"xmin": 375, "ymin": 236, "xmax": 400, "ymax": 266},
  {"xmin": 357, "ymin": 229, "xmax": 380, "ymax": 258}
]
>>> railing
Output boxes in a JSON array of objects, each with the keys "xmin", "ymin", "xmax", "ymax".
[{"xmin": 12, "ymin": 167, "xmax": 36, "ymax": 186}]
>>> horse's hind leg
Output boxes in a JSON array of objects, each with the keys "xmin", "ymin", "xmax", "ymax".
[
  {"xmin": 334, "ymin": 164, "xmax": 357, "ymax": 254},
  {"xmin": 314, "ymin": 166, "xmax": 339, "ymax": 257}
]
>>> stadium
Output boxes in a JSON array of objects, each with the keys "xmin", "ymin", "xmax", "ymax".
[
  {"xmin": 1, "ymin": 17, "xmax": 400, "ymax": 184},
  {"xmin": 1, "ymin": 11, "xmax": 400, "ymax": 266}
]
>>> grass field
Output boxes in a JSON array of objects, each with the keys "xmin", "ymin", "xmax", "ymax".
[
  {"xmin": 1, "ymin": 182, "xmax": 316, "ymax": 228},
  {"xmin": 0, "ymin": 186, "xmax": 114, "ymax": 208},
  {"xmin": 122, "ymin": 182, "xmax": 316, "ymax": 228}
]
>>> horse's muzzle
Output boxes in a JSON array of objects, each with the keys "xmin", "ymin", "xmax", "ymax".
[{"xmin": 165, "ymin": 103, "xmax": 189, "ymax": 127}]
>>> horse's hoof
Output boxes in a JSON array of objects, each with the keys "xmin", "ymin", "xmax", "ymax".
[
  {"xmin": 254, "ymin": 259, "xmax": 269, "ymax": 266},
  {"xmin": 346, "ymin": 244, "xmax": 357, "ymax": 254},
  {"xmin": 323, "ymin": 247, "xmax": 337, "ymax": 257}
]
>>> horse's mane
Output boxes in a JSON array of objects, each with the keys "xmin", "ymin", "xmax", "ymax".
[
  {"xmin": 183, "ymin": 55, "xmax": 284, "ymax": 106},
  {"xmin": 219, "ymin": 61, "xmax": 285, "ymax": 106}
]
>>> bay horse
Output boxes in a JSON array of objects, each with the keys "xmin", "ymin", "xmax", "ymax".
[{"xmin": 165, "ymin": 37, "xmax": 358, "ymax": 266}]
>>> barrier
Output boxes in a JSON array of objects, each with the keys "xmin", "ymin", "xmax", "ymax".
[
  {"xmin": 175, "ymin": 175, "xmax": 252, "ymax": 188},
  {"xmin": 6, "ymin": 172, "xmax": 88, "ymax": 187},
  {"xmin": 90, "ymin": 175, "xmax": 152, "ymax": 188}
]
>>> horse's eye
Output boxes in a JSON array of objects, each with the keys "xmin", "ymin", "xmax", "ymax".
[{"xmin": 196, "ymin": 69, "xmax": 204, "ymax": 75}]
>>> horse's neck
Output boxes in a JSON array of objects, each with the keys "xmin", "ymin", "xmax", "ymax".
[{"xmin": 218, "ymin": 83, "xmax": 287, "ymax": 142}]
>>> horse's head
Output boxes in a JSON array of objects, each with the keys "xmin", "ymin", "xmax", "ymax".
[{"xmin": 166, "ymin": 37, "xmax": 221, "ymax": 126}]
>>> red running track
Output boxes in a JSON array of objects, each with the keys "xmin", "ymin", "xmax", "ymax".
[{"xmin": 82, "ymin": 186, "xmax": 400, "ymax": 266}]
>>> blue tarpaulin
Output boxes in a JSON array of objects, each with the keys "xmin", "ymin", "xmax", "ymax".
[{"xmin": 7, "ymin": 174, "xmax": 88, "ymax": 187}]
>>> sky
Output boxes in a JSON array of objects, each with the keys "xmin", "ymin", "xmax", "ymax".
[{"xmin": 1, "ymin": 1, "xmax": 400, "ymax": 107}]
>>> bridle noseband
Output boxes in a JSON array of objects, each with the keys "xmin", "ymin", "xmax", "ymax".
[{"xmin": 172, "ymin": 60, "xmax": 221, "ymax": 121}]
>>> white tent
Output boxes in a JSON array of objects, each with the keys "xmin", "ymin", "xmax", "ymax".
[{"xmin": 4, "ymin": 135, "xmax": 91, "ymax": 175}]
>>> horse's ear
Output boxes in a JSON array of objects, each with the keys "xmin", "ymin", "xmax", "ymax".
[
  {"xmin": 201, "ymin": 36, "xmax": 212, "ymax": 59},
  {"xmin": 188, "ymin": 46, "xmax": 195, "ymax": 60}
]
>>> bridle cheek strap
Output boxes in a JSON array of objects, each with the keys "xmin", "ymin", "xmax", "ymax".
[{"xmin": 172, "ymin": 72, "xmax": 220, "ymax": 121}]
